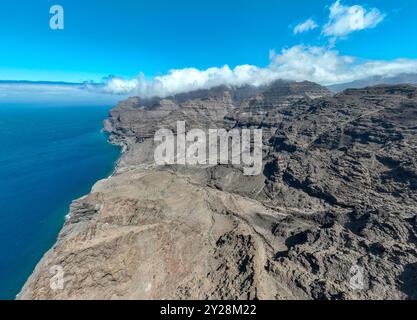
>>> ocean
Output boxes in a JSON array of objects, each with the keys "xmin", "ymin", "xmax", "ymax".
[{"xmin": 0, "ymin": 104, "xmax": 121, "ymax": 299}]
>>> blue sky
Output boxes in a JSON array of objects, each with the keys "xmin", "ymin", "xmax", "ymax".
[{"xmin": 0, "ymin": 0, "xmax": 417, "ymax": 99}]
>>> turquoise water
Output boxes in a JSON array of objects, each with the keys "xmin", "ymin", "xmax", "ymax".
[{"xmin": 0, "ymin": 104, "xmax": 121, "ymax": 299}]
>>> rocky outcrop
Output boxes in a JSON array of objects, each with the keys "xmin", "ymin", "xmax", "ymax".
[{"xmin": 19, "ymin": 81, "xmax": 417, "ymax": 300}]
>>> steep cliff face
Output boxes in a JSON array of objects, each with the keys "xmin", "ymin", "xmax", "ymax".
[{"xmin": 19, "ymin": 82, "xmax": 417, "ymax": 300}]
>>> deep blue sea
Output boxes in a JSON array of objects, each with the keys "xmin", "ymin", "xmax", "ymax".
[{"xmin": 0, "ymin": 104, "xmax": 120, "ymax": 299}]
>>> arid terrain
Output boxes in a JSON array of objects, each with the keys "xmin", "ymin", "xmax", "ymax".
[{"xmin": 19, "ymin": 81, "xmax": 417, "ymax": 300}]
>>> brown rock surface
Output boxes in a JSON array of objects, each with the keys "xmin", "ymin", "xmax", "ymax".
[{"xmin": 19, "ymin": 81, "xmax": 417, "ymax": 300}]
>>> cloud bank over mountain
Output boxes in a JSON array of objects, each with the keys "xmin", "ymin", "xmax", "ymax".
[{"xmin": 101, "ymin": 45, "xmax": 417, "ymax": 98}]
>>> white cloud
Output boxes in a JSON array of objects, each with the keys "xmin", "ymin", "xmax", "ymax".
[
  {"xmin": 102, "ymin": 65, "xmax": 279, "ymax": 98},
  {"xmin": 101, "ymin": 77, "xmax": 138, "ymax": 95},
  {"xmin": 268, "ymin": 45, "xmax": 417, "ymax": 84},
  {"xmin": 99, "ymin": 45, "xmax": 417, "ymax": 97},
  {"xmin": 294, "ymin": 18, "xmax": 318, "ymax": 34},
  {"xmin": 322, "ymin": 0, "xmax": 385, "ymax": 38}
]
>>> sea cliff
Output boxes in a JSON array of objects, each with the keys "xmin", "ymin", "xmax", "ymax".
[{"xmin": 19, "ymin": 81, "xmax": 417, "ymax": 299}]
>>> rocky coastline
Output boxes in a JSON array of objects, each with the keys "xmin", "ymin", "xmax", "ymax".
[{"xmin": 19, "ymin": 81, "xmax": 417, "ymax": 300}]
